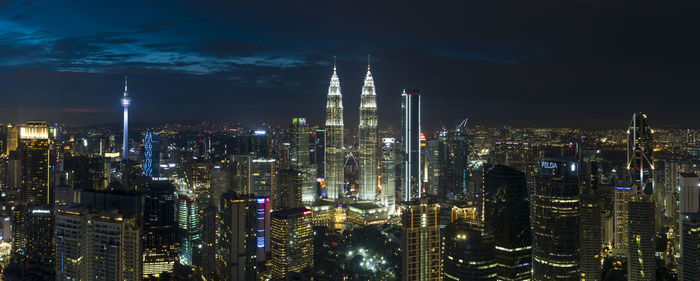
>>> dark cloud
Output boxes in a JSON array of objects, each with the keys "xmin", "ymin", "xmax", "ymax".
[{"xmin": 0, "ymin": 0, "xmax": 698, "ymax": 128}]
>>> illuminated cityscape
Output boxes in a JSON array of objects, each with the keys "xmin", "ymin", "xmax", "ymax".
[{"xmin": 0, "ymin": 1, "xmax": 699, "ymax": 281}]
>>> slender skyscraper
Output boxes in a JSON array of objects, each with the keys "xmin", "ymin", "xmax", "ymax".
[
  {"xmin": 626, "ymin": 112, "xmax": 654, "ymax": 195},
  {"xmin": 531, "ymin": 158, "xmax": 580, "ymax": 280},
  {"xmin": 359, "ymin": 58, "xmax": 378, "ymax": 201},
  {"xmin": 402, "ymin": 89, "xmax": 421, "ymax": 201},
  {"xmin": 121, "ymin": 76, "xmax": 130, "ymax": 159},
  {"xmin": 325, "ymin": 61, "xmax": 344, "ymax": 199}
]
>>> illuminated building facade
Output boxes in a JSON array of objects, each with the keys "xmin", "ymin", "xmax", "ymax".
[
  {"xmin": 626, "ymin": 112, "xmax": 654, "ymax": 195},
  {"xmin": 614, "ymin": 186, "xmax": 631, "ymax": 252},
  {"xmin": 484, "ymin": 165, "xmax": 531, "ymax": 281},
  {"xmin": 143, "ymin": 131, "xmax": 160, "ymax": 177},
  {"xmin": 346, "ymin": 202, "xmax": 388, "ymax": 227},
  {"xmin": 255, "ymin": 197, "xmax": 271, "ymax": 262},
  {"xmin": 12, "ymin": 121, "xmax": 56, "ymax": 267},
  {"xmin": 381, "ymin": 138, "xmax": 396, "ymax": 214},
  {"xmin": 219, "ymin": 192, "xmax": 259, "ymax": 281},
  {"xmin": 231, "ymin": 154, "xmax": 253, "ymax": 195},
  {"xmin": 143, "ymin": 180, "xmax": 179, "ymax": 276},
  {"xmin": 627, "ymin": 194, "xmax": 655, "ymax": 281},
  {"xmin": 358, "ymin": 61, "xmax": 378, "ymax": 201},
  {"xmin": 425, "ymin": 138, "xmax": 440, "ymax": 196},
  {"xmin": 401, "ymin": 198, "xmax": 441, "ymax": 281},
  {"xmin": 121, "ymin": 76, "xmax": 130, "ymax": 159},
  {"xmin": 291, "ymin": 118, "xmax": 317, "ymax": 203},
  {"xmin": 531, "ymin": 158, "xmax": 580, "ymax": 280},
  {"xmin": 402, "ymin": 89, "xmax": 421, "ymax": 201},
  {"xmin": 325, "ymin": 63, "xmax": 344, "ymax": 199},
  {"xmin": 270, "ymin": 208, "xmax": 313, "ymax": 280},
  {"xmin": 251, "ymin": 158, "xmax": 275, "ymax": 198},
  {"xmin": 443, "ymin": 220, "xmax": 496, "ymax": 281},
  {"xmin": 55, "ymin": 205, "xmax": 142, "ymax": 281},
  {"xmin": 177, "ymin": 193, "xmax": 199, "ymax": 266}
]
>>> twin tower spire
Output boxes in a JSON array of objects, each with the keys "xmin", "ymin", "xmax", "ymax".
[{"xmin": 324, "ymin": 56, "xmax": 378, "ymax": 201}]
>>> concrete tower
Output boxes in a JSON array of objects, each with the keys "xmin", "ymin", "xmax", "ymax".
[
  {"xmin": 121, "ymin": 76, "xmax": 131, "ymax": 159},
  {"xmin": 359, "ymin": 57, "xmax": 378, "ymax": 201},
  {"xmin": 325, "ymin": 60, "xmax": 344, "ymax": 199}
]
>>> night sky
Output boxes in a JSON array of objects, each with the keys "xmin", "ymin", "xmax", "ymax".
[{"xmin": 1, "ymin": 0, "xmax": 699, "ymax": 129}]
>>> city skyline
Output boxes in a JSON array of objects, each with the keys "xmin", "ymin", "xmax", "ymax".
[{"xmin": 1, "ymin": 1, "xmax": 700, "ymax": 128}]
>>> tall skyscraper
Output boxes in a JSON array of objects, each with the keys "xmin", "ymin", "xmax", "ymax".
[
  {"xmin": 219, "ymin": 192, "xmax": 259, "ymax": 281},
  {"xmin": 484, "ymin": 165, "xmax": 532, "ymax": 281},
  {"xmin": 614, "ymin": 186, "xmax": 632, "ymax": 252},
  {"xmin": 270, "ymin": 208, "xmax": 313, "ymax": 280},
  {"xmin": 443, "ymin": 220, "xmax": 496, "ymax": 281},
  {"xmin": 401, "ymin": 198, "xmax": 441, "ymax": 281},
  {"xmin": 290, "ymin": 118, "xmax": 317, "ymax": 203},
  {"xmin": 531, "ymin": 158, "xmax": 580, "ymax": 280},
  {"xmin": 325, "ymin": 62, "xmax": 344, "ymax": 199},
  {"xmin": 12, "ymin": 121, "xmax": 56, "ymax": 267},
  {"xmin": 380, "ymin": 138, "xmax": 396, "ymax": 214},
  {"xmin": 626, "ymin": 112, "xmax": 654, "ymax": 195},
  {"xmin": 121, "ymin": 76, "xmax": 130, "ymax": 159},
  {"xmin": 274, "ymin": 169, "xmax": 302, "ymax": 210},
  {"xmin": 143, "ymin": 180, "xmax": 179, "ymax": 276},
  {"xmin": 680, "ymin": 213, "xmax": 700, "ymax": 281},
  {"xmin": 401, "ymin": 89, "xmax": 421, "ymax": 201},
  {"xmin": 358, "ymin": 60, "xmax": 378, "ymax": 201},
  {"xmin": 580, "ymin": 192, "xmax": 602, "ymax": 281},
  {"xmin": 679, "ymin": 173, "xmax": 699, "ymax": 281},
  {"xmin": 627, "ymin": 194, "xmax": 656, "ymax": 281}
]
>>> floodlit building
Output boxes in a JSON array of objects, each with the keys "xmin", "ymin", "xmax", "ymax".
[
  {"xmin": 325, "ymin": 62, "xmax": 344, "ymax": 199},
  {"xmin": 358, "ymin": 60, "xmax": 378, "ymax": 202},
  {"xmin": 269, "ymin": 208, "xmax": 313, "ymax": 280},
  {"xmin": 401, "ymin": 198, "xmax": 441, "ymax": 281}
]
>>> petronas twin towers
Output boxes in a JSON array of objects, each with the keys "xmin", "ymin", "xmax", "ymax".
[{"xmin": 325, "ymin": 59, "xmax": 378, "ymax": 201}]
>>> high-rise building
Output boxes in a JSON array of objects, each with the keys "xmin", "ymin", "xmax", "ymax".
[
  {"xmin": 231, "ymin": 154, "xmax": 253, "ymax": 195},
  {"xmin": 121, "ymin": 76, "xmax": 130, "ymax": 159},
  {"xmin": 580, "ymin": 192, "xmax": 602, "ymax": 281},
  {"xmin": 614, "ymin": 186, "xmax": 632, "ymax": 252},
  {"xmin": 484, "ymin": 165, "xmax": 532, "ymax": 281},
  {"xmin": 401, "ymin": 89, "xmax": 421, "ymax": 201},
  {"xmin": 679, "ymin": 173, "xmax": 699, "ymax": 281},
  {"xmin": 255, "ymin": 197, "xmax": 271, "ymax": 262},
  {"xmin": 18, "ymin": 121, "xmax": 54, "ymax": 205},
  {"xmin": 274, "ymin": 169, "xmax": 302, "ymax": 210},
  {"xmin": 447, "ymin": 131, "xmax": 469, "ymax": 199},
  {"xmin": 401, "ymin": 198, "xmax": 441, "ymax": 281},
  {"xmin": 380, "ymin": 138, "xmax": 396, "ymax": 214},
  {"xmin": 425, "ymin": 138, "xmax": 440, "ymax": 197},
  {"xmin": 12, "ymin": 121, "xmax": 56, "ymax": 267},
  {"xmin": 55, "ymin": 205, "xmax": 142, "ymax": 281},
  {"xmin": 443, "ymin": 220, "xmax": 496, "ymax": 281},
  {"xmin": 680, "ymin": 213, "xmax": 700, "ymax": 281},
  {"xmin": 531, "ymin": 158, "xmax": 580, "ymax": 280},
  {"xmin": 177, "ymin": 193, "xmax": 199, "ymax": 266},
  {"xmin": 626, "ymin": 112, "xmax": 654, "ymax": 195},
  {"xmin": 251, "ymin": 158, "xmax": 275, "ymax": 198},
  {"xmin": 358, "ymin": 61, "xmax": 378, "ymax": 201},
  {"xmin": 219, "ymin": 192, "xmax": 259, "ymax": 281},
  {"xmin": 627, "ymin": 194, "xmax": 655, "ymax": 281},
  {"xmin": 143, "ymin": 180, "xmax": 179, "ymax": 276},
  {"xmin": 290, "ymin": 118, "xmax": 317, "ymax": 203},
  {"xmin": 200, "ymin": 205, "xmax": 218, "ymax": 280},
  {"xmin": 270, "ymin": 208, "xmax": 313, "ymax": 280},
  {"xmin": 325, "ymin": 63, "xmax": 344, "ymax": 199}
]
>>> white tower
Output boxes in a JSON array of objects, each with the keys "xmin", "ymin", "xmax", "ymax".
[{"xmin": 121, "ymin": 76, "xmax": 130, "ymax": 159}]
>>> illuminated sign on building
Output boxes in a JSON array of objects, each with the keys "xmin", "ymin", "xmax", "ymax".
[
  {"xmin": 31, "ymin": 209, "xmax": 50, "ymax": 214},
  {"xmin": 541, "ymin": 162, "xmax": 558, "ymax": 169}
]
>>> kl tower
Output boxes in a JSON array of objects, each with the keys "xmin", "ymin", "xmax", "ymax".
[{"xmin": 121, "ymin": 76, "xmax": 130, "ymax": 160}]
